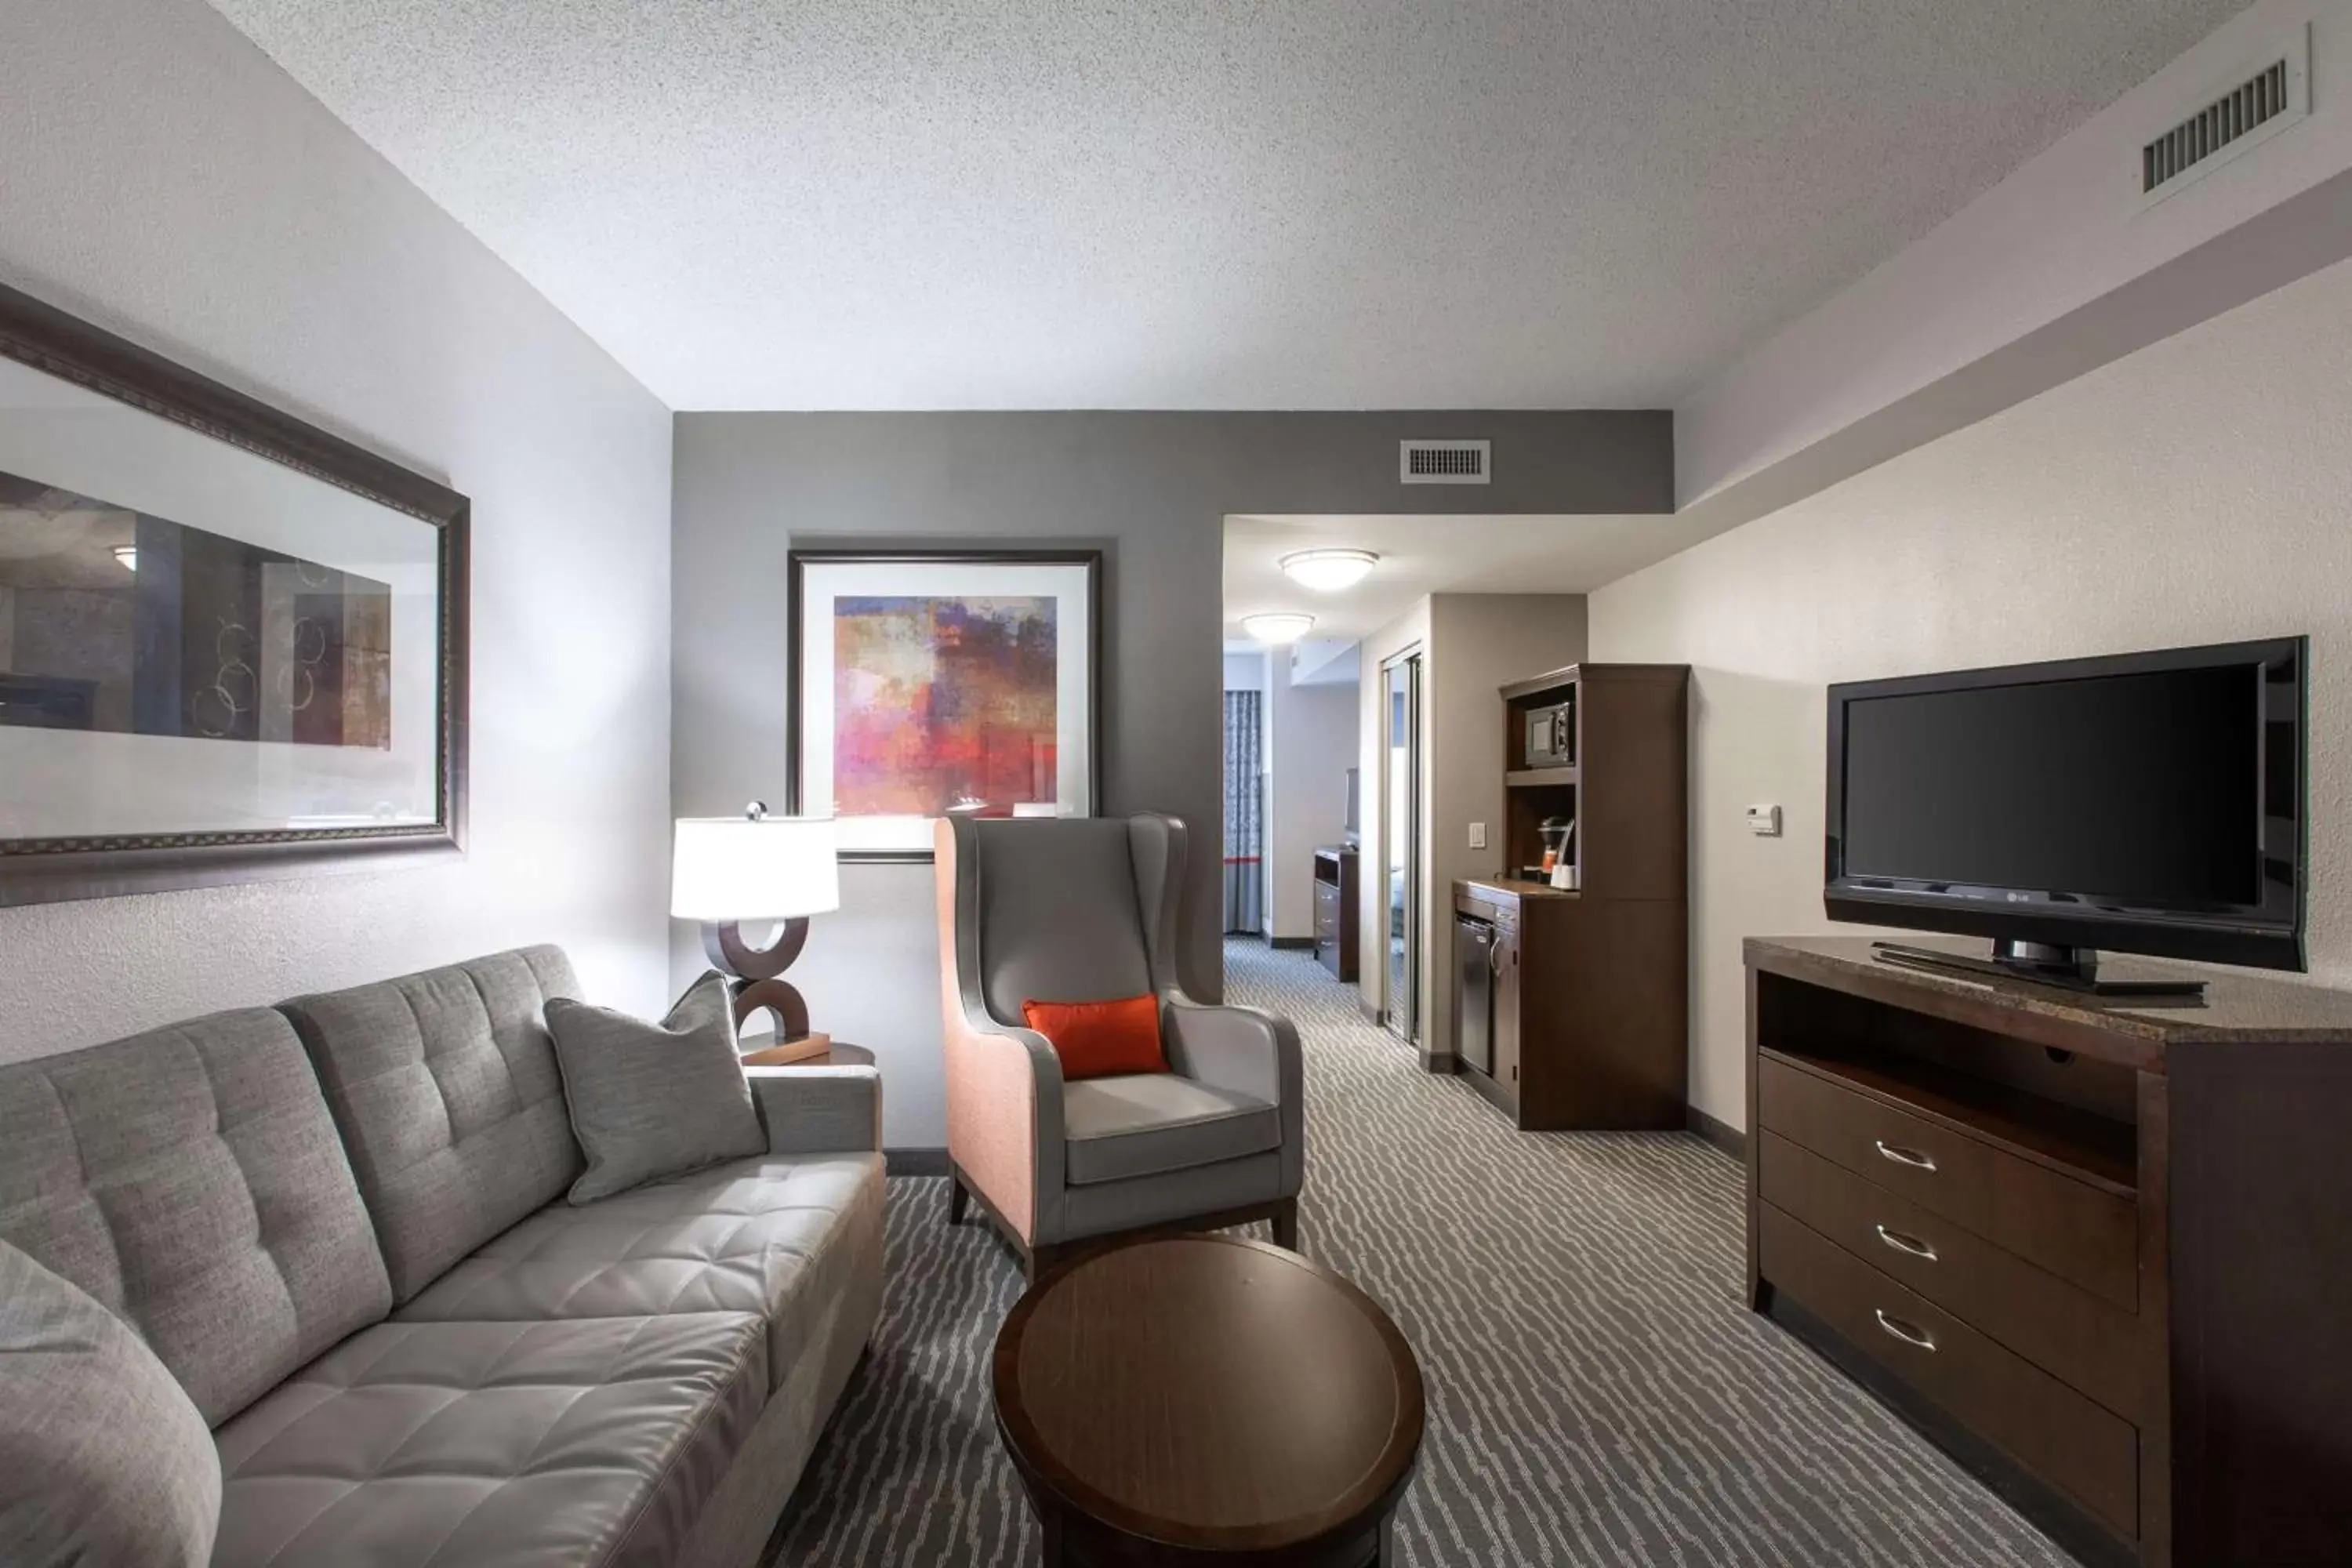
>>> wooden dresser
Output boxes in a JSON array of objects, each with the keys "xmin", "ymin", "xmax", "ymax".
[
  {"xmin": 1746, "ymin": 935, "xmax": 2352, "ymax": 1568},
  {"xmin": 1312, "ymin": 844, "xmax": 1358, "ymax": 982}
]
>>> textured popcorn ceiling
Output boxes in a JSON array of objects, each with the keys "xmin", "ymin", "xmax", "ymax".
[{"xmin": 209, "ymin": 0, "xmax": 2249, "ymax": 410}]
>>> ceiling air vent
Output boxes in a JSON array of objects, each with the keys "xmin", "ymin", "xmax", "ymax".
[
  {"xmin": 1400, "ymin": 439, "xmax": 1490, "ymax": 485},
  {"xmin": 2140, "ymin": 27, "xmax": 2308, "ymax": 206}
]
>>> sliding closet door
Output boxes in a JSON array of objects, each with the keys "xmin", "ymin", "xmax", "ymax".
[{"xmin": 1382, "ymin": 652, "xmax": 1421, "ymax": 1043}]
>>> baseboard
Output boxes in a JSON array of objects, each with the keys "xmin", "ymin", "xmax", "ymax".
[
  {"xmin": 1686, "ymin": 1105, "xmax": 1746, "ymax": 1161},
  {"xmin": 1268, "ymin": 936, "xmax": 1316, "ymax": 950},
  {"xmin": 885, "ymin": 1147, "xmax": 949, "ymax": 1176}
]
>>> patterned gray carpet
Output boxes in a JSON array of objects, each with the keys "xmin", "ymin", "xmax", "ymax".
[{"xmin": 767, "ymin": 940, "xmax": 2073, "ymax": 1566}]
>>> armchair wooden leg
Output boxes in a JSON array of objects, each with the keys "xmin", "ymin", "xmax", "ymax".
[
  {"xmin": 947, "ymin": 1174, "xmax": 970, "ymax": 1226},
  {"xmin": 1025, "ymin": 1240, "xmax": 1073, "ymax": 1285},
  {"xmin": 1271, "ymin": 1197, "xmax": 1299, "ymax": 1251}
]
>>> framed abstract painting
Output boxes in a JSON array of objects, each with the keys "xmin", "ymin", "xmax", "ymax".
[
  {"xmin": 788, "ymin": 549, "xmax": 1100, "ymax": 859},
  {"xmin": 0, "ymin": 282, "xmax": 468, "ymax": 906}
]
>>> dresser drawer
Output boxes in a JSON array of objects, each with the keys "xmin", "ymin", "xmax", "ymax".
[
  {"xmin": 1759, "ymin": 1131, "xmax": 2142, "ymax": 1421},
  {"xmin": 1757, "ymin": 1054, "xmax": 2136, "ymax": 1311},
  {"xmin": 1762, "ymin": 1203, "xmax": 2138, "ymax": 1539}
]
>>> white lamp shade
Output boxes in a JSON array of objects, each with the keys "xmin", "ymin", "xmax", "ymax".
[{"xmin": 670, "ymin": 815, "xmax": 840, "ymax": 920}]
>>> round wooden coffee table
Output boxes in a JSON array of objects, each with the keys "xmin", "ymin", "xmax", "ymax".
[{"xmin": 992, "ymin": 1234, "xmax": 1425, "ymax": 1566}]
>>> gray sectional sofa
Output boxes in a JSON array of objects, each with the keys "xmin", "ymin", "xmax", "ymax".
[{"xmin": 0, "ymin": 946, "xmax": 887, "ymax": 1568}]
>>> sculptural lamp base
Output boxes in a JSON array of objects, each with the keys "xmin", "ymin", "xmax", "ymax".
[{"xmin": 702, "ymin": 917, "xmax": 819, "ymax": 1056}]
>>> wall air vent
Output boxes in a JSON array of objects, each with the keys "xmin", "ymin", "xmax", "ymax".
[
  {"xmin": 1399, "ymin": 439, "xmax": 1490, "ymax": 485},
  {"xmin": 2140, "ymin": 28, "xmax": 2308, "ymax": 206}
]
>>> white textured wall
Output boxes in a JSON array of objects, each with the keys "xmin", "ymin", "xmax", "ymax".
[
  {"xmin": 1677, "ymin": 0, "xmax": 2352, "ymax": 508},
  {"xmin": 1591, "ymin": 255, "xmax": 2352, "ymax": 1131},
  {"xmin": 0, "ymin": 0, "xmax": 675, "ymax": 1058}
]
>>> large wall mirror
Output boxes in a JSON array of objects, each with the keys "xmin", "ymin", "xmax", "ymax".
[{"xmin": 0, "ymin": 283, "xmax": 468, "ymax": 906}]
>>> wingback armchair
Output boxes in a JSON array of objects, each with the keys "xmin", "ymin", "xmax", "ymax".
[{"xmin": 934, "ymin": 812, "xmax": 1304, "ymax": 1279}]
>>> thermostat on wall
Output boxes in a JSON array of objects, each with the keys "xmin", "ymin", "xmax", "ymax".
[{"xmin": 1746, "ymin": 804, "xmax": 1782, "ymax": 837}]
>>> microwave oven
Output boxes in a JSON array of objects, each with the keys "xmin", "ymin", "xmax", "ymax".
[{"xmin": 1526, "ymin": 702, "xmax": 1573, "ymax": 768}]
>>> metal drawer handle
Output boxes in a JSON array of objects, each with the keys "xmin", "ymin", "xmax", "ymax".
[
  {"xmin": 1875, "ymin": 1225, "xmax": 1938, "ymax": 1262},
  {"xmin": 1875, "ymin": 1310, "xmax": 1937, "ymax": 1352},
  {"xmin": 1874, "ymin": 1140, "xmax": 1936, "ymax": 1172}
]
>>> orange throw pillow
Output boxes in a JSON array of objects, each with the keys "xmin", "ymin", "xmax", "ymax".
[{"xmin": 1021, "ymin": 994, "xmax": 1169, "ymax": 1080}]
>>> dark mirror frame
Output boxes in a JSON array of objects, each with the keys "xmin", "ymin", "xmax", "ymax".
[{"xmin": 0, "ymin": 281, "xmax": 469, "ymax": 907}]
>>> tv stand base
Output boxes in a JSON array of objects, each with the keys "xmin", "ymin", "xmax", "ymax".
[{"xmin": 1869, "ymin": 939, "xmax": 2207, "ymax": 1000}]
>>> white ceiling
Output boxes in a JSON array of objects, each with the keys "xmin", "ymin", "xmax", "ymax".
[
  {"xmin": 1223, "ymin": 512, "xmax": 1722, "ymax": 641},
  {"xmin": 209, "ymin": 0, "xmax": 2245, "ymax": 411}
]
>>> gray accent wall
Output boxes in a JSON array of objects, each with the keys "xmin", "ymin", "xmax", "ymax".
[{"xmin": 673, "ymin": 412, "xmax": 1669, "ymax": 1144}]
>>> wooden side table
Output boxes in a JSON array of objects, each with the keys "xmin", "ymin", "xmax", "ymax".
[
  {"xmin": 739, "ymin": 1039, "xmax": 876, "ymax": 1069},
  {"xmin": 993, "ymin": 1234, "xmax": 1424, "ymax": 1566}
]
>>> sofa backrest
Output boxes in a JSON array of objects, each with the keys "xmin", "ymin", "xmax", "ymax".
[
  {"xmin": 278, "ymin": 946, "xmax": 582, "ymax": 1303},
  {"xmin": 0, "ymin": 1009, "xmax": 392, "ymax": 1427}
]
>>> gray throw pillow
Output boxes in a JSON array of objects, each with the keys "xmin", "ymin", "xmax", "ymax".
[
  {"xmin": 0, "ymin": 1237, "xmax": 221, "ymax": 1567},
  {"xmin": 548, "ymin": 971, "xmax": 768, "ymax": 1203}
]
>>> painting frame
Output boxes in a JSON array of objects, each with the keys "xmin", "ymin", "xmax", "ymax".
[
  {"xmin": 787, "ymin": 547, "xmax": 1102, "ymax": 862},
  {"xmin": 0, "ymin": 281, "xmax": 469, "ymax": 907}
]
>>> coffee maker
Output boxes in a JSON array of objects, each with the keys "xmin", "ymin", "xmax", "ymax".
[
  {"xmin": 1539, "ymin": 816, "xmax": 1576, "ymax": 888},
  {"xmin": 1524, "ymin": 818, "xmax": 1581, "ymax": 888}
]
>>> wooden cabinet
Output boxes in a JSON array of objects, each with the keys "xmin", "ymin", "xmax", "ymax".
[
  {"xmin": 1448, "ymin": 662, "xmax": 1689, "ymax": 1131},
  {"xmin": 1747, "ymin": 935, "xmax": 2352, "ymax": 1567},
  {"xmin": 1312, "ymin": 845, "xmax": 1357, "ymax": 982},
  {"xmin": 1453, "ymin": 879, "xmax": 1689, "ymax": 1130}
]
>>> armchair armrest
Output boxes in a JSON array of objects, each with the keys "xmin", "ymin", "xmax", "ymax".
[
  {"xmin": 1161, "ymin": 996, "xmax": 1300, "ymax": 1108},
  {"xmin": 1162, "ymin": 995, "xmax": 1305, "ymax": 1198},
  {"xmin": 746, "ymin": 1065, "xmax": 882, "ymax": 1156}
]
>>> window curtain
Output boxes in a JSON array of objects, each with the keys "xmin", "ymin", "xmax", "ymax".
[{"xmin": 1223, "ymin": 690, "xmax": 1264, "ymax": 934}]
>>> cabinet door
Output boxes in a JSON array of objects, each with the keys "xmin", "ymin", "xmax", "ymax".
[{"xmin": 1493, "ymin": 922, "xmax": 1523, "ymax": 1094}]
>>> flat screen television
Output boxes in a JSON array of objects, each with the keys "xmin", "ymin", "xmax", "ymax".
[{"xmin": 1825, "ymin": 637, "xmax": 2307, "ymax": 991}]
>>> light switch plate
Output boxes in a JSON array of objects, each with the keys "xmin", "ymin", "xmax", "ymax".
[
  {"xmin": 1747, "ymin": 804, "xmax": 1782, "ymax": 837},
  {"xmin": 1468, "ymin": 822, "xmax": 1487, "ymax": 850}
]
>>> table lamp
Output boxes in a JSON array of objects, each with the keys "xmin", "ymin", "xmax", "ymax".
[{"xmin": 671, "ymin": 803, "xmax": 841, "ymax": 1064}]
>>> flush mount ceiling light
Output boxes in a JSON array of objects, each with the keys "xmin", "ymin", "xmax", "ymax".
[
  {"xmin": 1279, "ymin": 547, "xmax": 1379, "ymax": 593},
  {"xmin": 111, "ymin": 545, "xmax": 137, "ymax": 571},
  {"xmin": 1242, "ymin": 612, "xmax": 1316, "ymax": 644}
]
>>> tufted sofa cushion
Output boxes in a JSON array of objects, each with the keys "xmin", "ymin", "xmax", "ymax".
[
  {"xmin": 396, "ymin": 1152, "xmax": 886, "ymax": 1396},
  {"xmin": 0, "ymin": 1009, "xmax": 393, "ymax": 1426},
  {"xmin": 213, "ymin": 1311, "xmax": 767, "ymax": 1568},
  {"xmin": 280, "ymin": 946, "xmax": 584, "ymax": 1302}
]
